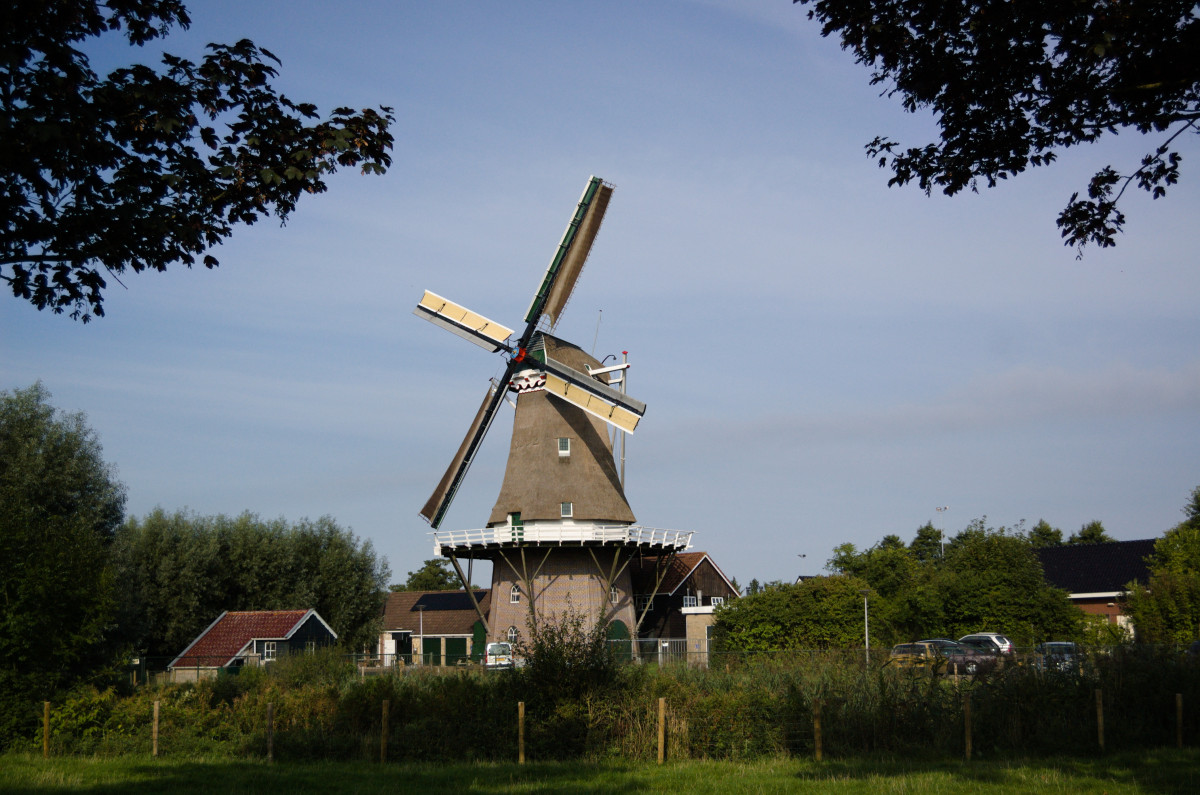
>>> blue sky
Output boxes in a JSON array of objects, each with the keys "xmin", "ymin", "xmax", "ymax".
[{"xmin": 4, "ymin": 0, "xmax": 1199, "ymax": 588}]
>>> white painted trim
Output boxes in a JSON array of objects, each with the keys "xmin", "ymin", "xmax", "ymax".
[{"xmin": 1069, "ymin": 591, "xmax": 1126, "ymax": 599}]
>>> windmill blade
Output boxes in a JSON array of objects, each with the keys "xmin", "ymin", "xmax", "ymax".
[
  {"xmin": 414, "ymin": 291, "xmax": 514, "ymax": 352},
  {"xmin": 541, "ymin": 356, "xmax": 645, "ymax": 434},
  {"xmin": 523, "ymin": 176, "xmax": 613, "ymax": 330},
  {"xmin": 420, "ymin": 376, "xmax": 512, "ymax": 528}
]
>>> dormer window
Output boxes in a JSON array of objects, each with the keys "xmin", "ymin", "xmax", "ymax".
[
  {"xmin": 558, "ymin": 437, "xmax": 571, "ymax": 457},
  {"xmin": 561, "ymin": 502, "xmax": 573, "ymax": 518}
]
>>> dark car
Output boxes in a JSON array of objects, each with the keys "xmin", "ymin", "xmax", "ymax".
[{"xmin": 1034, "ymin": 641, "xmax": 1079, "ymax": 673}]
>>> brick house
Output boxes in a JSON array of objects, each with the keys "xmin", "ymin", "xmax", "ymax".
[{"xmin": 1037, "ymin": 539, "xmax": 1156, "ymax": 631}]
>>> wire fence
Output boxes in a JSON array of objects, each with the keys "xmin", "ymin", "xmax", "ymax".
[{"xmin": 30, "ymin": 644, "xmax": 1200, "ymax": 763}]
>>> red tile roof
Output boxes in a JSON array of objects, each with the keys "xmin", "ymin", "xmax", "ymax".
[{"xmin": 170, "ymin": 609, "xmax": 324, "ymax": 669}]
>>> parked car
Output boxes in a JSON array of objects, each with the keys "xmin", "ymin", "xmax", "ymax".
[
  {"xmin": 483, "ymin": 641, "xmax": 514, "ymax": 670},
  {"xmin": 1034, "ymin": 641, "xmax": 1079, "ymax": 673},
  {"xmin": 887, "ymin": 642, "xmax": 939, "ymax": 671},
  {"xmin": 918, "ymin": 638, "xmax": 994, "ymax": 675},
  {"xmin": 958, "ymin": 633, "xmax": 1014, "ymax": 655},
  {"xmin": 888, "ymin": 641, "xmax": 987, "ymax": 675}
]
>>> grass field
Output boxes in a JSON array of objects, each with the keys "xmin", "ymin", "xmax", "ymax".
[{"xmin": 3, "ymin": 751, "xmax": 1199, "ymax": 794}]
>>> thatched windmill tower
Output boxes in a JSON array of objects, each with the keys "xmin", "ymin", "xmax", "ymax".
[{"xmin": 414, "ymin": 177, "xmax": 692, "ymax": 644}]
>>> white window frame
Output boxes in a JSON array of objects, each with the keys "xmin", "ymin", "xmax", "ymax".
[
  {"xmin": 305, "ymin": 640, "xmax": 316, "ymax": 654},
  {"xmin": 610, "ymin": 585, "xmax": 619, "ymax": 605},
  {"xmin": 635, "ymin": 595, "xmax": 654, "ymax": 612},
  {"xmin": 510, "ymin": 584, "xmax": 521, "ymax": 604},
  {"xmin": 506, "ymin": 626, "xmax": 519, "ymax": 644},
  {"xmin": 263, "ymin": 641, "xmax": 277, "ymax": 660},
  {"xmin": 561, "ymin": 501, "xmax": 573, "ymax": 518},
  {"xmin": 557, "ymin": 437, "xmax": 571, "ymax": 457},
  {"xmin": 710, "ymin": 596, "xmax": 725, "ymax": 607},
  {"xmin": 682, "ymin": 595, "xmax": 698, "ymax": 608}
]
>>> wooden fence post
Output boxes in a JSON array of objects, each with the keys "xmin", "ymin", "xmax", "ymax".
[
  {"xmin": 266, "ymin": 702, "xmax": 275, "ymax": 763},
  {"xmin": 152, "ymin": 700, "xmax": 160, "ymax": 757},
  {"xmin": 1177, "ymin": 693, "xmax": 1184, "ymax": 750},
  {"xmin": 518, "ymin": 701, "xmax": 525, "ymax": 765},
  {"xmin": 657, "ymin": 697, "xmax": 666, "ymax": 764},
  {"xmin": 813, "ymin": 698, "xmax": 823, "ymax": 762},
  {"xmin": 963, "ymin": 692, "xmax": 972, "ymax": 761},
  {"xmin": 380, "ymin": 699, "xmax": 389, "ymax": 763},
  {"xmin": 42, "ymin": 701, "xmax": 49, "ymax": 759},
  {"xmin": 1095, "ymin": 689, "xmax": 1105, "ymax": 752}
]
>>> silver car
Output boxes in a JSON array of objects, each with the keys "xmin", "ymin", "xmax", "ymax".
[{"xmin": 958, "ymin": 633, "xmax": 1014, "ymax": 655}]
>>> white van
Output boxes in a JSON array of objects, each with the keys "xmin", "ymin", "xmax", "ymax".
[{"xmin": 484, "ymin": 641, "xmax": 513, "ymax": 670}]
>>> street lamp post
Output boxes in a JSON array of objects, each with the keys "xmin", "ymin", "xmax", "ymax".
[
  {"xmin": 860, "ymin": 589, "xmax": 870, "ymax": 668},
  {"xmin": 417, "ymin": 605, "xmax": 425, "ymax": 665}
]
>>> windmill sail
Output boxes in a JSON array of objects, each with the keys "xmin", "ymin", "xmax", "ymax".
[
  {"xmin": 542, "ymin": 182, "xmax": 612, "ymax": 328},
  {"xmin": 414, "ymin": 291, "xmax": 514, "ymax": 352},
  {"xmin": 420, "ymin": 377, "xmax": 512, "ymax": 528},
  {"xmin": 524, "ymin": 176, "xmax": 613, "ymax": 328},
  {"xmin": 540, "ymin": 355, "xmax": 645, "ymax": 434}
]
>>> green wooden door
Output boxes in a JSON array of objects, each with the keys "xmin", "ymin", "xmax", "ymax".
[
  {"xmin": 607, "ymin": 620, "xmax": 632, "ymax": 662},
  {"xmin": 446, "ymin": 637, "xmax": 468, "ymax": 666}
]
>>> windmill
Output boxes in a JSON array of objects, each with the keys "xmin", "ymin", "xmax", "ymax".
[{"xmin": 413, "ymin": 176, "xmax": 693, "ymax": 646}]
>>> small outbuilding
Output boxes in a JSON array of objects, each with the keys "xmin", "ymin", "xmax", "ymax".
[
  {"xmin": 378, "ymin": 590, "xmax": 491, "ymax": 666},
  {"xmin": 168, "ymin": 608, "xmax": 337, "ymax": 682}
]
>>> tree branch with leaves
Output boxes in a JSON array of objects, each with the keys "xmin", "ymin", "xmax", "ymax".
[
  {"xmin": 794, "ymin": 0, "xmax": 1199, "ymax": 254},
  {"xmin": 1, "ymin": 1, "xmax": 394, "ymax": 320}
]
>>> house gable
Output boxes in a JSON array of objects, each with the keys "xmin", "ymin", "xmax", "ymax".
[{"xmin": 169, "ymin": 609, "xmax": 336, "ymax": 670}]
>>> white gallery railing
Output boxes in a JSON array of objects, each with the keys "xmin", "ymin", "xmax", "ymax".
[{"xmin": 431, "ymin": 524, "xmax": 693, "ymax": 553}]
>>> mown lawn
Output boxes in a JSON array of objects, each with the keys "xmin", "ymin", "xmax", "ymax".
[{"xmin": 2, "ymin": 750, "xmax": 1199, "ymax": 794}]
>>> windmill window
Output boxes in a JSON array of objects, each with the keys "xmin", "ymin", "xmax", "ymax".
[
  {"xmin": 561, "ymin": 502, "xmax": 573, "ymax": 518},
  {"xmin": 506, "ymin": 626, "xmax": 519, "ymax": 644},
  {"xmin": 610, "ymin": 585, "xmax": 619, "ymax": 604},
  {"xmin": 636, "ymin": 595, "xmax": 654, "ymax": 612},
  {"xmin": 710, "ymin": 596, "xmax": 725, "ymax": 607},
  {"xmin": 510, "ymin": 584, "xmax": 521, "ymax": 604},
  {"xmin": 558, "ymin": 437, "xmax": 571, "ymax": 457}
]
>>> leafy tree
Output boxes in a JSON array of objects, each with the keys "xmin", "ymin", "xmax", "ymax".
[
  {"xmin": 2, "ymin": 1, "xmax": 394, "ymax": 321},
  {"xmin": 909, "ymin": 522, "xmax": 943, "ymax": 563},
  {"xmin": 825, "ymin": 518, "xmax": 1079, "ymax": 646},
  {"xmin": 112, "ymin": 509, "xmax": 390, "ymax": 657},
  {"xmin": 389, "ymin": 559, "xmax": 459, "ymax": 592},
  {"xmin": 1124, "ymin": 490, "xmax": 1200, "ymax": 644},
  {"xmin": 1182, "ymin": 484, "xmax": 1200, "ymax": 528},
  {"xmin": 713, "ymin": 575, "xmax": 872, "ymax": 652},
  {"xmin": 0, "ymin": 383, "xmax": 126, "ymax": 745},
  {"xmin": 1068, "ymin": 520, "xmax": 1114, "ymax": 544},
  {"xmin": 792, "ymin": 1, "xmax": 1200, "ymax": 253},
  {"xmin": 939, "ymin": 522, "xmax": 1080, "ymax": 645},
  {"xmin": 1027, "ymin": 519, "xmax": 1064, "ymax": 548}
]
